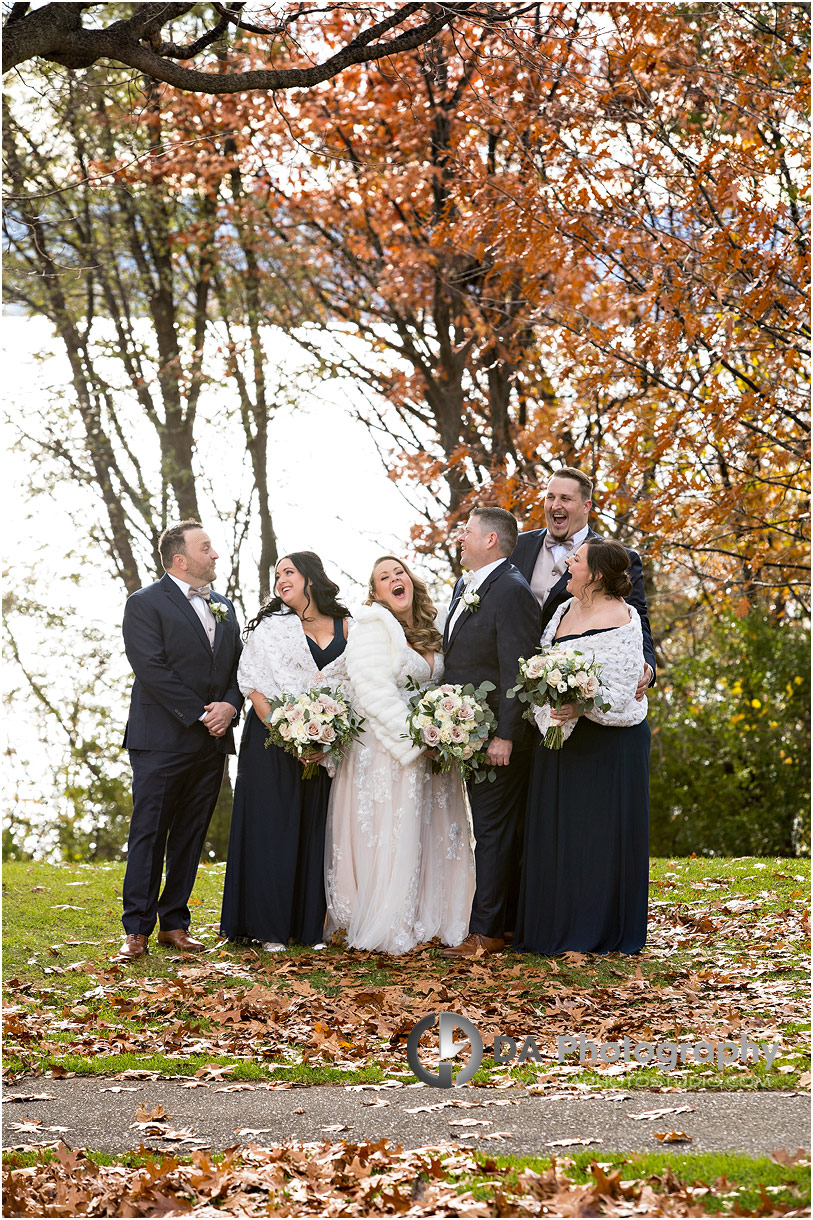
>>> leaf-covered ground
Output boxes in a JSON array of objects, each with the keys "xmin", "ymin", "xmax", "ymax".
[
  {"xmin": 3, "ymin": 1142, "xmax": 811, "ymax": 1217},
  {"xmin": 3, "ymin": 858, "xmax": 809, "ymax": 1092}
]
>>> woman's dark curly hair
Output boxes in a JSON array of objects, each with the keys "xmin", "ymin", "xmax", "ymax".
[
  {"xmin": 584, "ymin": 538, "xmax": 633, "ymax": 599},
  {"xmin": 245, "ymin": 551, "xmax": 349, "ymax": 636}
]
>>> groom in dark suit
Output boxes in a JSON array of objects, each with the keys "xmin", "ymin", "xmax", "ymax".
[
  {"xmin": 441, "ymin": 507, "xmax": 541, "ymax": 958},
  {"xmin": 117, "ymin": 520, "xmax": 243, "ymax": 961},
  {"xmin": 512, "ymin": 467, "xmax": 657, "ymax": 689}
]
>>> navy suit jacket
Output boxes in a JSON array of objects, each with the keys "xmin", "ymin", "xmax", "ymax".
[
  {"xmin": 442, "ymin": 561, "xmax": 542, "ymax": 743},
  {"xmin": 122, "ymin": 573, "xmax": 243, "ymax": 755},
  {"xmin": 510, "ymin": 527, "xmax": 657, "ymax": 680}
]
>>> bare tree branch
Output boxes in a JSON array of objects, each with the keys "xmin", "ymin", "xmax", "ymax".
[{"xmin": 3, "ymin": 1, "xmax": 503, "ymax": 93}]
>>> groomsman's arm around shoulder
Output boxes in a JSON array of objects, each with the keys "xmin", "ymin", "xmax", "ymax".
[{"xmin": 624, "ymin": 547, "xmax": 656, "ymax": 696}]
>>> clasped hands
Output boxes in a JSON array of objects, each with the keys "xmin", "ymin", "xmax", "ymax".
[
  {"xmin": 202, "ymin": 701, "xmax": 237, "ymax": 737},
  {"xmin": 551, "ymin": 663, "xmax": 652, "ymax": 725},
  {"xmin": 428, "ymin": 736, "xmax": 515, "ymax": 765},
  {"xmin": 425, "ymin": 737, "xmax": 513, "ymax": 766},
  {"xmin": 299, "ymin": 748, "xmax": 328, "ymax": 766}
]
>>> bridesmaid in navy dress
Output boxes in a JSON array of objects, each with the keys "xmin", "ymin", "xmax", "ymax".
[
  {"xmin": 515, "ymin": 538, "xmax": 651, "ymax": 955},
  {"xmin": 220, "ymin": 553, "xmax": 349, "ymax": 950}
]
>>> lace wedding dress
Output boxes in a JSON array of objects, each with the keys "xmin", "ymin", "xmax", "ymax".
[{"xmin": 324, "ymin": 606, "xmax": 475, "ymax": 955}]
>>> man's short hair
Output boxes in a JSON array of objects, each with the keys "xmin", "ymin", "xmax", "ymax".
[
  {"xmin": 549, "ymin": 467, "xmax": 593, "ymax": 501},
  {"xmin": 470, "ymin": 506, "xmax": 518, "ymax": 556},
  {"xmin": 159, "ymin": 520, "xmax": 202, "ymax": 571}
]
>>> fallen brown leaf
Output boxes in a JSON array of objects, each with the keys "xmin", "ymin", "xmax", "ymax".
[{"xmin": 770, "ymin": 1147, "xmax": 810, "ymax": 1166}]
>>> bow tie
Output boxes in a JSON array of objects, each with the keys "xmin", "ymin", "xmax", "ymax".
[
  {"xmin": 460, "ymin": 571, "xmax": 477, "ymax": 590},
  {"xmin": 544, "ymin": 533, "xmax": 573, "ymax": 551},
  {"xmin": 187, "ymin": 585, "xmax": 211, "ymax": 601}
]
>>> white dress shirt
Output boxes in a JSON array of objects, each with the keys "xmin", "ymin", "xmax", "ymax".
[
  {"xmin": 167, "ymin": 571, "xmax": 221, "ymax": 723},
  {"xmin": 168, "ymin": 571, "xmax": 216, "ymax": 647},
  {"xmin": 446, "ymin": 556, "xmax": 507, "ymax": 637}
]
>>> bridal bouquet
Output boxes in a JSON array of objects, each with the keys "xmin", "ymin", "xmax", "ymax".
[
  {"xmin": 264, "ymin": 687, "xmax": 364, "ymax": 778},
  {"xmin": 508, "ymin": 648, "xmax": 609, "ymax": 749},
  {"xmin": 404, "ymin": 680, "xmax": 497, "ymax": 783}
]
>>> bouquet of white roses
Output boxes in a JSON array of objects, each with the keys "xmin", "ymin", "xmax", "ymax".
[
  {"xmin": 264, "ymin": 686, "xmax": 364, "ymax": 778},
  {"xmin": 507, "ymin": 648, "xmax": 609, "ymax": 749},
  {"xmin": 404, "ymin": 679, "xmax": 497, "ymax": 783}
]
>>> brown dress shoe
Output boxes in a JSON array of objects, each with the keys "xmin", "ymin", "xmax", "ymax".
[
  {"xmin": 157, "ymin": 928, "xmax": 205, "ymax": 951},
  {"xmin": 116, "ymin": 934, "xmax": 149, "ymax": 961},
  {"xmin": 441, "ymin": 933, "xmax": 505, "ymax": 959}
]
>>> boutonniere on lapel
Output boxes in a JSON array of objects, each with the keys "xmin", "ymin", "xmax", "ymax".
[
  {"xmin": 209, "ymin": 602, "xmax": 229, "ymax": 623},
  {"xmin": 461, "ymin": 589, "xmax": 480, "ymax": 613}
]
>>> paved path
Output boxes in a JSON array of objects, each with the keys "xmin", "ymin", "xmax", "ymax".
[{"xmin": 3, "ymin": 1079, "xmax": 809, "ymax": 1158}]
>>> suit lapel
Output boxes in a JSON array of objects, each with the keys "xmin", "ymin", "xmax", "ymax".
[
  {"xmin": 447, "ymin": 561, "xmax": 508, "ymax": 649},
  {"xmin": 162, "ymin": 574, "xmax": 212, "ymax": 653},
  {"xmin": 528, "ymin": 530, "xmax": 547, "ymax": 576},
  {"xmin": 212, "ymin": 596, "xmax": 228, "ymax": 656},
  {"xmin": 443, "ymin": 578, "xmax": 464, "ymax": 651}
]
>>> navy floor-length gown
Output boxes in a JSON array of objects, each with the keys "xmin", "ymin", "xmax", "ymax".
[
  {"xmin": 220, "ymin": 618, "xmax": 346, "ymax": 946},
  {"xmin": 515, "ymin": 629, "xmax": 650, "ymax": 955}
]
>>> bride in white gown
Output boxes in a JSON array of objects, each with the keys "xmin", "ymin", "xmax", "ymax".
[{"xmin": 325, "ymin": 556, "xmax": 475, "ymax": 954}]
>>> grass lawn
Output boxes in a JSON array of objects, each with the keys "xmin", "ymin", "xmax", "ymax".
[
  {"xmin": 2, "ymin": 1142, "xmax": 810, "ymax": 1216},
  {"xmin": 2, "ymin": 857, "xmax": 809, "ymax": 1091}
]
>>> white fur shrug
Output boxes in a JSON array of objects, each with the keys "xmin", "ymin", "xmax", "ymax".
[
  {"xmin": 335, "ymin": 603, "xmax": 426, "ymax": 766},
  {"xmin": 237, "ymin": 610, "xmax": 329, "ymax": 701},
  {"xmin": 533, "ymin": 600, "xmax": 648, "ymax": 740}
]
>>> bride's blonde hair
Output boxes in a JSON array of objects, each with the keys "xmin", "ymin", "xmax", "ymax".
[{"xmin": 367, "ymin": 556, "xmax": 443, "ymax": 655}]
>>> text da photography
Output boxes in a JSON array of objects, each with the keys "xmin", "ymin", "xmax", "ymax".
[{"xmin": 407, "ymin": 1012, "xmax": 781, "ymax": 1088}]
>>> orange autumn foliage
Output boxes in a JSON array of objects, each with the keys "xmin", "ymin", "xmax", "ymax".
[{"xmin": 77, "ymin": 5, "xmax": 812, "ymax": 610}]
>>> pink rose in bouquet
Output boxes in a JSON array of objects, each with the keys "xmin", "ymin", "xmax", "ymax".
[
  {"xmin": 265, "ymin": 685, "xmax": 364, "ymax": 778},
  {"xmin": 404, "ymin": 678, "xmax": 498, "ymax": 783}
]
